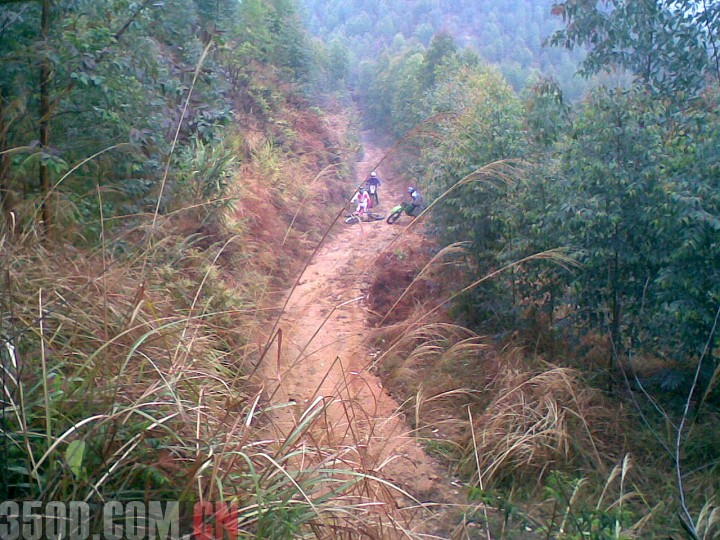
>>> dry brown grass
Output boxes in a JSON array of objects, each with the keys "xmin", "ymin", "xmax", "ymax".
[
  {"xmin": 461, "ymin": 355, "xmax": 617, "ymax": 487},
  {"xmin": 1, "ymin": 231, "xmax": 252, "ymax": 494},
  {"xmin": 374, "ymin": 314, "xmax": 623, "ymax": 481}
]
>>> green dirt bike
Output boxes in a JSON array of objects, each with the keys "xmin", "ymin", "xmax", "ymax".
[{"xmin": 386, "ymin": 201, "xmax": 417, "ymax": 224}]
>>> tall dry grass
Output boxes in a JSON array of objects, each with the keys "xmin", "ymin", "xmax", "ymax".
[
  {"xmin": 1, "ymin": 222, "xmax": 414, "ymax": 537},
  {"xmin": 461, "ymin": 358, "xmax": 612, "ymax": 487},
  {"xmin": 371, "ymin": 308, "xmax": 654, "ymax": 537}
]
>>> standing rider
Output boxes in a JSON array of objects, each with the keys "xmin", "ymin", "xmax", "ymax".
[
  {"xmin": 365, "ymin": 171, "xmax": 382, "ymax": 208},
  {"xmin": 407, "ymin": 185, "xmax": 422, "ymax": 216}
]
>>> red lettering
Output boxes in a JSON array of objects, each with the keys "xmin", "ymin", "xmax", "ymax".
[
  {"xmin": 192, "ymin": 502, "xmax": 237, "ymax": 540},
  {"xmin": 213, "ymin": 502, "xmax": 238, "ymax": 540}
]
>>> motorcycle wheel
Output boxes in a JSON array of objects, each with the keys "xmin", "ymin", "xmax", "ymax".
[
  {"xmin": 344, "ymin": 214, "xmax": 361, "ymax": 224},
  {"xmin": 386, "ymin": 210, "xmax": 402, "ymax": 224}
]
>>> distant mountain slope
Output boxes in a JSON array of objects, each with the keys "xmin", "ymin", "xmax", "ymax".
[{"xmin": 299, "ymin": 0, "xmax": 587, "ymax": 98}]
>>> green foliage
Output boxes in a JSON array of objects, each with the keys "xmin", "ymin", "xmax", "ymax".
[
  {"xmin": 193, "ymin": 0, "xmax": 238, "ymax": 33},
  {"xmin": 171, "ymin": 136, "xmax": 236, "ymax": 223},
  {"xmin": 175, "ymin": 137, "xmax": 235, "ymax": 200},
  {"xmin": 524, "ymin": 76, "xmax": 570, "ymax": 148},
  {"xmin": 538, "ymin": 472, "xmax": 636, "ymax": 539},
  {"xmin": 421, "ymin": 65, "xmax": 526, "ymax": 325},
  {"xmin": 300, "ymin": 0, "xmax": 589, "ymax": 97},
  {"xmin": 423, "ymin": 438, "xmax": 456, "ymax": 460},
  {"xmin": 427, "ymin": 71, "xmax": 524, "ymax": 239},
  {"xmin": 327, "ymin": 38, "xmax": 350, "ymax": 82},
  {"xmin": 234, "ymin": 0, "xmax": 311, "ymax": 81},
  {"xmin": 0, "ymin": 0, "xmax": 238, "ymax": 237},
  {"xmin": 553, "ymin": 87, "xmax": 666, "ymax": 354},
  {"xmin": 654, "ymin": 89, "xmax": 720, "ymax": 360},
  {"xmin": 549, "ymin": 0, "xmax": 717, "ymax": 97},
  {"xmin": 421, "ymin": 31, "xmax": 457, "ymax": 88},
  {"xmin": 465, "ymin": 469, "xmax": 639, "ymax": 539},
  {"xmin": 359, "ymin": 46, "xmax": 427, "ymax": 135},
  {"xmin": 0, "ymin": 0, "xmax": 332, "ymax": 239},
  {"xmin": 361, "ymin": 0, "xmax": 720, "ymax": 376}
]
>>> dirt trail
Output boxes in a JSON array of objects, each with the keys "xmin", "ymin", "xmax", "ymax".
[{"xmin": 261, "ymin": 135, "xmax": 462, "ymax": 537}]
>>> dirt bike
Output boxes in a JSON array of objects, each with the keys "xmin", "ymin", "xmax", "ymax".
[
  {"xmin": 386, "ymin": 201, "xmax": 417, "ymax": 224},
  {"xmin": 367, "ymin": 183, "xmax": 378, "ymax": 201},
  {"xmin": 344, "ymin": 210, "xmax": 385, "ymax": 224}
]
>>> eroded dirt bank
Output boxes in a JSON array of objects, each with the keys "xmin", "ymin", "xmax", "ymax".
[{"xmin": 260, "ymin": 135, "xmax": 463, "ymax": 537}]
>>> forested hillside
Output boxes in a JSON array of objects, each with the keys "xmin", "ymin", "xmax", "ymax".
[
  {"xmin": 0, "ymin": 0, "xmax": 349, "ymax": 238},
  {"xmin": 299, "ymin": 0, "xmax": 588, "ymax": 98},
  {"xmin": 359, "ymin": 0, "xmax": 720, "ymax": 537}
]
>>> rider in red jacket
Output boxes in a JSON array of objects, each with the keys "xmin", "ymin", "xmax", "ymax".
[{"xmin": 351, "ymin": 186, "xmax": 371, "ymax": 216}]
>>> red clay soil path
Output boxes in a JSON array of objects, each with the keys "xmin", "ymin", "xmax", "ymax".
[{"xmin": 260, "ymin": 135, "xmax": 463, "ymax": 537}]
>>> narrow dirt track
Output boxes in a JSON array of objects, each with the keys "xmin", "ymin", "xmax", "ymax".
[{"xmin": 260, "ymin": 135, "xmax": 462, "ymax": 537}]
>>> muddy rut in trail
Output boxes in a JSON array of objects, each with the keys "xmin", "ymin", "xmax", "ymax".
[{"xmin": 260, "ymin": 136, "xmax": 463, "ymax": 537}]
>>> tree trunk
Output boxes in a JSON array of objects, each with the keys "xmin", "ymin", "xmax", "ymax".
[
  {"xmin": 39, "ymin": 0, "xmax": 52, "ymax": 237},
  {"xmin": 0, "ymin": 94, "xmax": 11, "ymax": 233},
  {"xmin": 510, "ymin": 267, "xmax": 516, "ymax": 307},
  {"xmin": 609, "ymin": 240, "xmax": 621, "ymax": 392},
  {"xmin": 693, "ymin": 348, "xmax": 716, "ymax": 420},
  {"xmin": 702, "ymin": 0, "xmax": 720, "ymax": 86}
]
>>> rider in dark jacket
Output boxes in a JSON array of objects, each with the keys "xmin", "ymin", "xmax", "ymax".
[
  {"xmin": 365, "ymin": 171, "xmax": 382, "ymax": 207},
  {"xmin": 407, "ymin": 185, "xmax": 422, "ymax": 215}
]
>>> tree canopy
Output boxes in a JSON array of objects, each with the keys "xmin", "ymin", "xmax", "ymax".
[{"xmin": 299, "ymin": 0, "xmax": 589, "ymax": 98}]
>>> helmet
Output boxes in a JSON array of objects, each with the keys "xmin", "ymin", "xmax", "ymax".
[
  {"xmin": 370, "ymin": 171, "xmax": 377, "ymax": 177},
  {"xmin": 407, "ymin": 186, "xmax": 415, "ymax": 193},
  {"xmin": 359, "ymin": 186, "xmax": 366, "ymax": 192}
]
